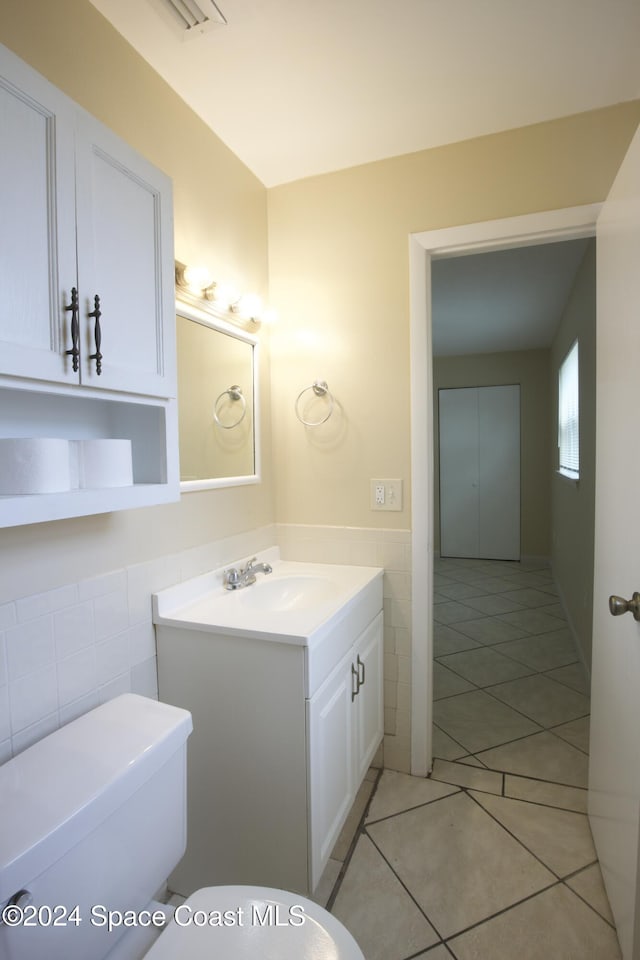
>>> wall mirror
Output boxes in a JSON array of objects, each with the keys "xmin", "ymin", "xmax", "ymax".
[{"xmin": 176, "ymin": 298, "xmax": 260, "ymax": 490}]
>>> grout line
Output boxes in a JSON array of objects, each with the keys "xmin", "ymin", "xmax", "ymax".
[
  {"xmin": 435, "ymin": 724, "xmax": 546, "ymax": 759},
  {"xmin": 561, "ymin": 867, "xmax": 618, "ymax": 929},
  {"xmin": 441, "ymin": 878, "xmax": 563, "ymax": 946},
  {"xmin": 428, "ymin": 764, "xmax": 588, "ymax": 812},
  {"xmin": 364, "ymin": 825, "xmax": 448, "ymax": 944},
  {"xmin": 464, "ymin": 789, "xmax": 573, "ymax": 883},
  {"xmin": 364, "ymin": 785, "xmax": 463, "ymax": 827},
  {"xmin": 325, "ymin": 766, "xmax": 383, "ymax": 913}
]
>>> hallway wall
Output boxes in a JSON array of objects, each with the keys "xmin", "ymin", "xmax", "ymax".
[{"xmin": 551, "ymin": 241, "xmax": 596, "ymax": 672}]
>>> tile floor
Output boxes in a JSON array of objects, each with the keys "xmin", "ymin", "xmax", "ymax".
[{"xmin": 324, "ymin": 557, "xmax": 622, "ymax": 960}]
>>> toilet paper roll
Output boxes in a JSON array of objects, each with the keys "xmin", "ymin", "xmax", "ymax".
[
  {"xmin": 0, "ymin": 438, "xmax": 72, "ymax": 495},
  {"xmin": 76, "ymin": 439, "xmax": 133, "ymax": 489}
]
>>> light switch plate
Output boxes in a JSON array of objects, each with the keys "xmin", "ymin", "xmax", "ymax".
[{"xmin": 370, "ymin": 478, "xmax": 403, "ymax": 511}]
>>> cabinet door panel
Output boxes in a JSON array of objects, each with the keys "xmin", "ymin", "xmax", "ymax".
[
  {"xmin": 307, "ymin": 661, "xmax": 354, "ymax": 891},
  {"xmin": 75, "ymin": 113, "xmax": 175, "ymax": 397},
  {"xmin": 354, "ymin": 612, "xmax": 384, "ymax": 783},
  {"xmin": 0, "ymin": 48, "xmax": 77, "ymax": 383}
]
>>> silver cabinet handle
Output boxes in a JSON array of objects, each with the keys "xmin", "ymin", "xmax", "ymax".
[{"xmin": 609, "ymin": 593, "xmax": 640, "ymax": 621}]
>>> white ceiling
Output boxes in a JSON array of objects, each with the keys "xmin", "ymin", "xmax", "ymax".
[
  {"xmin": 85, "ymin": 1, "xmax": 628, "ymax": 353},
  {"xmin": 431, "ymin": 238, "xmax": 590, "ymax": 356},
  {"xmin": 88, "ymin": 0, "xmax": 640, "ymax": 188}
]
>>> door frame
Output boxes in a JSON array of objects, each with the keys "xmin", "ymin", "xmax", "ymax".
[{"xmin": 408, "ymin": 203, "xmax": 601, "ymax": 776}]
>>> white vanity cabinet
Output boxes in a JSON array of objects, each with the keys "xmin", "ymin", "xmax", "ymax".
[
  {"xmin": 0, "ymin": 43, "xmax": 178, "ymax": 526},
  {"xmin": 307, "ymin": 613, "xmax": 383, "ymax": 890},
  {"xmin": 153, "ymin": 558, "xmax": 384, "ymax": 898}
]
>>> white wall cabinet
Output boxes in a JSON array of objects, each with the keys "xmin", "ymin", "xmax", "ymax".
[
  {"xmin": 156, "ymin": 610, "xmax": 383, "ymax": 898},
  {"xmin": 307, "ymin": 613, "xmax": 383, "ymax": 890},
  {"xmin": 0, "ymin": 43, "xmax": 178, "ymax": 526},
  {"xmin": 0, "ymin": 44, "xmax": 175, "ymax": 396}
]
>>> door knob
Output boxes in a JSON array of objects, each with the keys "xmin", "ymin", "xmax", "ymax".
[{"xmin": 609, "ymin": 593, "xmax": 640, "ymax": 621}]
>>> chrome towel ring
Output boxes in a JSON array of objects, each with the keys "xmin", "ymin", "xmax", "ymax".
[
  {"xmin": 295, "ymin": 380, "xmax": 334, "ymax": 426},
  {"xmin": 214, "ymin": 385, "xmax": 247, "ymax": 429}
]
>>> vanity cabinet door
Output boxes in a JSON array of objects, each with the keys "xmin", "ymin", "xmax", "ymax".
[
  {"xmin": 74, "ymin": 111, "xmax": 176, "ymax": 398},
  {"xmin": 353, "ymin": 612, "xmax": 384, "ymax": 784},
  {"xmin": 307, "ymin": 611, "xmax": 384, "ymax": 891},
  {"xmin": 0, "ymin": 46, "xmax": 78, "ymax": 384},
  {"xmin": 307, "ymin": 652, "xmax": 356, "ymax": 892}
]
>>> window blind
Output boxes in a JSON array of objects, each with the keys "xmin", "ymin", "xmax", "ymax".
[{"xmin": 558, "ymin": 340, "xmax": 579, "ymax": 477}]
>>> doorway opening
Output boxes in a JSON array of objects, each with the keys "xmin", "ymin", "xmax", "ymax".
[{"xmin": 408, "ymin": 204, "xmax": 601, "ymax": 777}]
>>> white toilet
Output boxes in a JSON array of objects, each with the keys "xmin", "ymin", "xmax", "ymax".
[{"xmin": 0, "ymin": 694, "xmax": 363, "ymax": 960}]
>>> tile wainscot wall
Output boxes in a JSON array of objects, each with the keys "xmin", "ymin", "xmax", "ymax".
[{"xmin": 0, "ymin": 523, "xmax": 412, "ymax": 772}]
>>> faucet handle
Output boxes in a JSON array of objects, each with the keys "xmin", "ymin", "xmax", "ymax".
[
  {"xmin": 223, "ymin": 567, "xmax": 241, "ymax": 587},
  {"xmin": 241, "ymin": 557, "xmax": 257, "ymax": 573}
]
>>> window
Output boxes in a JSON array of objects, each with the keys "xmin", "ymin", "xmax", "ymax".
[{"xmin": 558, "ymin": 340, "xmax": 579, "ymax": 479}]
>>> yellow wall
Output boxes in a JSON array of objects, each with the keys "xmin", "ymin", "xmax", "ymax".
[
  {"xmin": 433, "ymin": 351, "xmax": 552, "ymax": 558},
  {"xmin": 268, "ymin": 105, "xmax": 640, "ymax": 530},
  {"xmin": 551, "ymin": 241, "xmax": 596, "ymax": 671},
  {"xmin": 0, "ymin": 0, "xmax": 273, "ymax": 602}
]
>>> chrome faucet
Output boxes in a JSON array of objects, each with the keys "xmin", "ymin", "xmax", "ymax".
[{"xmin": 223, "ymin": 556, "xmax": 273, "ymax": 590}]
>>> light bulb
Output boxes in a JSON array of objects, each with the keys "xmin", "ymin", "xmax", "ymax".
[{"xmin": 183, "ymin": 265, "xmax": 213, "ymax": 292}]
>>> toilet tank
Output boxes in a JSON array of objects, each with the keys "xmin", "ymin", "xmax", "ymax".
[{"xmin": 0, "ymin": 694, "xmax": 192, "ymax": 960}]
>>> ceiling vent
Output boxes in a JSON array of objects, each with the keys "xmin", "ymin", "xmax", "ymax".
[{"xmin": 149, "ymin": 0, "xmax": 227, "ymax": 39}]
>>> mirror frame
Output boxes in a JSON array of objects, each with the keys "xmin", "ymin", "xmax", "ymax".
[{"xmin": 176, "ymin": 293, "xmax": 261, "ymax": 491}]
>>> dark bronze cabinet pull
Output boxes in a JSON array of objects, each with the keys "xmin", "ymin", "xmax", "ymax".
[
  {"xmin": 64, "ymin": 287, "xmax": 80, "ymax": 372},
  {"xmin": 357, "ymin": 654, "xmax": 365, "ymax": 688},
  {"xmin": 88, "ymin": 294, "xmax": 102, "ymax": 375},
  {"xmin": 351, "ymin": 662, "xmax": 359, "ymax": 701}
]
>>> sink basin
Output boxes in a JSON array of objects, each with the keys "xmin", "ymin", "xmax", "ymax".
[
  {"xmin": 153, "ymin": 548, "xmax": 384, "ymax": 697},
  {"xmin": 236, "ymin": 574, "xmax": 336, "ymax": 612},
  {"xmin": 153, "ymin": 550, "xmax": 383, "ymax": 643}
]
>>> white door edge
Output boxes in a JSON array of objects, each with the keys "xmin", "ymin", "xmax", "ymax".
[{"xmin": 408, "ymin": 203, "xmax": 601, "ymax": 777}]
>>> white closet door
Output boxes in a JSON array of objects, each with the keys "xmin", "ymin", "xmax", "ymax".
[
  {"xmin": 439, "ymin": 388, "xmax": 480, "ymax": 558},
  {"xmin": 439, "ymin": 385, "xmax": 520, "ymax": 560}
]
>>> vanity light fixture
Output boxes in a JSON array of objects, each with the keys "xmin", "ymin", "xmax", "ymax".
[
  {"xmin": 175, "ymin": 261, "xmax": 267, "ymax": 325},
  {"xmin": 230, "ymin": 292, "xmax": 264, "ymax": 323},
  {"xmin": 205, "ymin": 280, "xmax": 241, "ymax": 308},
  {"xmin": 175, "ymin": 263, "xmax": 213, "ymax": 293}
]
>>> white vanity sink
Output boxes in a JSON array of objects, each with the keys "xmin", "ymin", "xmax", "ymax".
[
  {"xmin": 153, "ymin": 548, "xmax": 383, "ymax": 695},
  {"xmin": 152, "ymin": 547, "xmax": 384, "ymax": 897}
]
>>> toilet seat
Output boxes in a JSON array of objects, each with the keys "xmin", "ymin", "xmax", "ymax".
[{"xmin": 144, "ymin": 885, "xmax": 364, "ymax": 959}]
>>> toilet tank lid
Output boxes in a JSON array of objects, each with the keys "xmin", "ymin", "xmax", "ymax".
[{"xmin": 0, "ymin": 695, "xmax": 192, "ymax": 903}]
